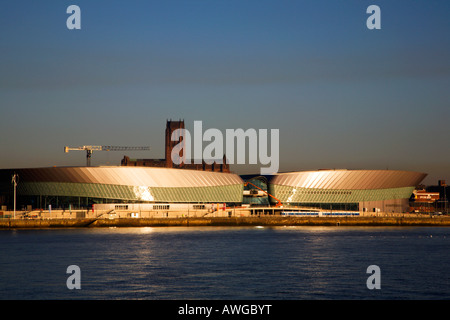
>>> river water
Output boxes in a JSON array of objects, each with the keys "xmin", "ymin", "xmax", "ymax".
[{"xmin": 0, "ymin": 226, "xmax": 449, "ymax": 300}]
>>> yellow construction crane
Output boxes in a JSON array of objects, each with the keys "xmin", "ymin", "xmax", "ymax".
[{"xmin": 64, "ymin": 145, "xmax": 150, "ymax": 167}]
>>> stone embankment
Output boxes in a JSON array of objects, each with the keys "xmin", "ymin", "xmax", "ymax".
[{"xmin": 1, "ymin": 216, "xmax": 450, "ymax": 229}]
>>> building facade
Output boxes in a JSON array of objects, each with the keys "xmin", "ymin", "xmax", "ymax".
[
  {"xmin": 265, "ymin": 169, "xmax": 427, "ymax": 213},
  {"xmin": 0, "ymin": 166, "xmax": 243, "ymax": 210}
]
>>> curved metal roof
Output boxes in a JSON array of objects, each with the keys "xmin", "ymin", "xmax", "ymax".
[
  {"xmin": 4, "ymin": 166, "xmax": 243, "ymax": 188},
  {"xmin": 270, "ymin": 170, "xmax": 426, "ymax": 190}
]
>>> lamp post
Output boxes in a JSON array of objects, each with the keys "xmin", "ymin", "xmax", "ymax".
[
  {"xmin": 444, "ymin": 183, "xmax": 448, "ymax": 215},
  {"xmin": 11, "ymin": 173, "xmax": 18, "ymax": 219}
]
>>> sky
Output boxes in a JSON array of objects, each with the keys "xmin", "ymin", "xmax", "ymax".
[{"xmin": 0, "ymin": 0, "xmax": 449, "ymax": 185}]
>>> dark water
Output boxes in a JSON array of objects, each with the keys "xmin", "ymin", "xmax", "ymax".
[{"xmin": 0, "ymin": 226, "xmax": 449, "ymax": 300}]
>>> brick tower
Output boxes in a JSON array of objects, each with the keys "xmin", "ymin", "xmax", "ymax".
[{"xmin": 165, "ymin": 119, "xmax": 185, "ymax": 168}]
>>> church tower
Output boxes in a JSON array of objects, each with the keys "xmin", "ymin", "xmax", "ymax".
[{"xmin": 165, "ymin": 119, "xmax": 185, "ymax": 168}]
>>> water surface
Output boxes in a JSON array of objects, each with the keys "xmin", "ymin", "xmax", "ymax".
[{"xmin": 0, "ymin": 226, "xmax": 448, "ymax": 299}]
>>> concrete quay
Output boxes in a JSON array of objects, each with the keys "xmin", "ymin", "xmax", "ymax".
[{"xmin": 1, "ymin": 216, "xmax": 450, "ymax": 229}]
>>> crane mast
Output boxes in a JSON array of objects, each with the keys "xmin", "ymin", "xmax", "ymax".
[{"xmin": 64, "ymin": 145, "xmax": 150, "ymax": 167}]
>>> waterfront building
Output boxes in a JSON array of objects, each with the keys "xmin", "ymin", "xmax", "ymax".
[
  {"xmin": 0, "ymin": 166, "xmax": 243, "ymax": 210},
  {"xmin": 265, "ymin": 169, "xmax": 427, "ymax": 213},
  {"xmin": 0, "ymin": 167, "xmax": 427, "ymax": 214}
]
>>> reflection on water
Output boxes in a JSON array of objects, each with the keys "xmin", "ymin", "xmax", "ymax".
[{"xmin": 0, "ymin": 226, "xmax": 449, "ymax": 299}]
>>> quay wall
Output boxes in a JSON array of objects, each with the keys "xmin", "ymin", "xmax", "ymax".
[{"xmin": 1, "ymin": 216, "xmax": 450, "ymax": 229}]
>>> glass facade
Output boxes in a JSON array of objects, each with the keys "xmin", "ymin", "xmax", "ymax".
[
  {"xmin": 268, "ymin": 184, "xmax": 415, "ymax": 212},
  {"xmin": 270, "ymin": 185, "xmax": 416, "ymax": 204},
  {"xmin": 242, "ymin": 176, "xmax": 270, "ymax": 206},
  {"xmin": 0, "ymin": 167, "xmax": 244, "ymax": 210},
  {"xmin": 7, "ymin": 181, "xmax": 243, "ymax": 209}
]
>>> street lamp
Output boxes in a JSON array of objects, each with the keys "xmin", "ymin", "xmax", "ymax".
[{"xmin": 444, "ymin": 183, "xmax": 448, "ymax": 215}]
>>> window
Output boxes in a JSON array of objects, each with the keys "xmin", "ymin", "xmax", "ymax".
[{"xmin": 153, "ymin": 205, "xmax": 169, "ymax": 210}]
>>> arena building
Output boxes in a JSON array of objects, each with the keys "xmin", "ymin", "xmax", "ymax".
[
  {"xmin": 0, "ymin": 166, "xmax": 243, "ymax": 211},
  {"xmin": 265, "ymin": 169, "xmax": 427, "ymax": 213}
]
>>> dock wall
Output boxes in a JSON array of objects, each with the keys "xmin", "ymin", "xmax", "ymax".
[{"xmin": 1, "ymin": 216, "xmax": 450, "ymax": 229}]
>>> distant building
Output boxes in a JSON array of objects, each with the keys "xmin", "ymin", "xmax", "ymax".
[
  {"xmin": 121, "ymin": 119, "xmax": 230, "ymax": 173},
  {"xmin": 411, "ymin": 180, "xmax": 449, "ymax": 213},
  {"xmin": 413, "ymin": 190, "xmax": 440, "ymax": 203}
]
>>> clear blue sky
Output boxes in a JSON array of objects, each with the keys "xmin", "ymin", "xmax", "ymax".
[{"xmin": 0, "ymin": 0, "xmax": 449, "ymax": 184}]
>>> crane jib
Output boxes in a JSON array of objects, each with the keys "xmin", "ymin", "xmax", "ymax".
[{"xmin": 64, "ymin": 145, "xmax": 150, "ymax": 166}]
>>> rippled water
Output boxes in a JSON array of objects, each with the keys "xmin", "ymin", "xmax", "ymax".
[{"xmin": 0, "ymin": 226, "xmax": 449, "ymax": 299}]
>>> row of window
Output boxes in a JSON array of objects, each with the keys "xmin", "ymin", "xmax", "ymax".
[
  {"xmin": 273, "ymin": 187, "xmax": 354, "ymax": 196},
  {"xmin": 153, "ymin": 205, "xmax": 170, "ymax": 210},
  {"xmin": 117, "ymin": 204, "xmax": 205, "ymax": 211},
  {"xmin": 294, "ymin": 190, "xmax": 353, "ymax": 195},
  {"xmin": 286, "ymin": 203, "xmax": 359, "ymax": 211}
]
